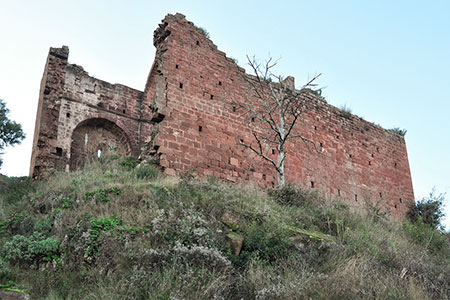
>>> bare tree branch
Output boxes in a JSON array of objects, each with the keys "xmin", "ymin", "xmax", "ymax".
[{"xmin": 226, "ymin": 56, "xmax": 321, "ymax": 186}]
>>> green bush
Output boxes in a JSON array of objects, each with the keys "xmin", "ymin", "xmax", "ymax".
[
  {"xmin": 0, "ymin": 258, "xmax": 14, "ymax": 283},
  {"xmin": 33, "ymin": 217, "xmax": 53, "ymax": 235},
  {"xmin": 407, "ymin": 191, "xmax": 445, "ymax": 230},
  {"xmin": 230, "ymin": 220, "xmax": 293, "ymax": 269},
  {"xmin": 135, "ymin": 165, "xmax": 160, "ymax": 180},
  {"xmin": 85, "ymin": 216, "xmax": 123, "ymax": 258},
  {"xmin": 2, "ymin": 233, "xmax": 60, "ymax": 264},
  {"xmin": 403, "ymin": 218, "xmax": 447, "ymax": 254},
  {"xmin": 0, "ymin": 213, "xmax": 27, "ymax": 235}
]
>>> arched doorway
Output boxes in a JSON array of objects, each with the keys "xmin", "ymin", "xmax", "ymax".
[{"xmin": 70, "ymin": 118, "xmax": 132, "ymax": 170}]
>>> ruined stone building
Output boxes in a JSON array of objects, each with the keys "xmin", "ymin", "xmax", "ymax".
[{"xmin": 30, "ymin": 13, "xmax": 415, "ymax": 217}]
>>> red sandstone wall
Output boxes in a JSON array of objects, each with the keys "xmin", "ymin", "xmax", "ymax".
[
  {"xmin": 30, "ymin": 47, "xmax": 70, "ymax": 177},
  {"xmin": 143, "ymin": 14, "xmax": 414, "ymax": 218},
  {"xmin": 30, "ymin": 14, "xmax": 415, "ymax": 218},
  {"xmin": 30, "ymin": 47, "xmax": 149, "ymax": 178}
]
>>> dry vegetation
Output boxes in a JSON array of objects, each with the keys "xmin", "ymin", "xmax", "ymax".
[{"xmin": 0, "ymin": 155, "xmax": 449, "ymax": 299}]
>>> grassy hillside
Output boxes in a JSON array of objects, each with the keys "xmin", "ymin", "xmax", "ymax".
[{"xmin": 0, "ymin": 155, "xmax": 449, "ymax": 300}]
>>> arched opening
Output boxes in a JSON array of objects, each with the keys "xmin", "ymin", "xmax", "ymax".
[{"xmin": 69, "ymin": 118, "xmax": 132, "ymax": 170}]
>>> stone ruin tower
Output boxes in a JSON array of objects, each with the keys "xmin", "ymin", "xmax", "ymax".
[{"xmin": 30, "ymin": 13, "xmax": 415, "ymax": 218}]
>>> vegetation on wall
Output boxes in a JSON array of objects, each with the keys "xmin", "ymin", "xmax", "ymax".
[
  {"xmin": 389, "ymin": 127, "xmax": 407, "ymax": 137},
  {"xmin": 0, "ymin": 156, "xmax": 448, "ymax": 299}
]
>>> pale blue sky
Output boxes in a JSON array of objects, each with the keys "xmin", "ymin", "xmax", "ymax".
[{"xmin": 0, "ymin": 0, "xmax": 449, "ymax": 228}]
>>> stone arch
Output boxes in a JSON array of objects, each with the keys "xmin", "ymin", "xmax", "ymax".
[{"xmin": 69, "ymin": 118, "xmax": 132, "ymax": 170}]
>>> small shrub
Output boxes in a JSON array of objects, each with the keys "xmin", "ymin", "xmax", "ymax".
[
  {"xmin": 85, "ymin": 216, "xmax": 123, "ymax": 258},
  {"xmin": 403, "ymin": 218, "xmax": 447, "ymax": 254},
  {"xmin": 2, "ymin": 233, "xmax": 60, "ymax": 264},
  {"xmin": 33, "ymin": 218, "xmax": 53, "ymax": 235},
  {"xmin": 91, "ymin": 216, "xmax": 123, "ymax": 231},
  {"xmin": 86, "ymin": 187, "xmax": 121, "ymax": 203},
  {"xmin": 61, "ymin": 197, "xmax": 73, "ymax": 209},
  {"xmin": 338, "ymin": 105, "xmax": 352, "ymax": 119},
  {"xmin": 230, "ymin": 220, "xmax": 293, "ymax": 269},
  {"xmin": 0, "ymin": 213, "xmax": 27, "ymax": 235},
  {"xmin": 0, "ymin": 258, "xmax": 14, "ymax": 283},
  {"xmin": 135, "ymin": 165, "xmax": 160, "ymax": 180},
  {"xmin": 195, "ymin": 25, "xmax": 210, "ymax": 38},
  {"xmin": 389, "ymin": 127, "xmax": 407, "ymax": 137},
  {"xmin": 407, "ymin": 190, "xmax": 445, "ymax": 230}
]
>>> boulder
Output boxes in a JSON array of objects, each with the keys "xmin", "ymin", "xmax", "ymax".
[{"xmin": 227, "ymin": 232, "xmax": 244, "ymax": 256}]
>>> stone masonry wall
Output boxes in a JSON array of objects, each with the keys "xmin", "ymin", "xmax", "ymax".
[
  {"xmin": 30, "ymin": 48, "xmax": 150, "ymax": 178},
  {"xmin": 31, "ymin": 13, "xmax": 415, "ymax": 219},
  {"xmin": 142, "ymin": 14, "xmax": 415, "ymax": 218}
]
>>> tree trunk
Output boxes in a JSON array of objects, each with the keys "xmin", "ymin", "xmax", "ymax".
[{"xmin": 277, "ymin": 150, "xmax": 285, "ymax": 187}]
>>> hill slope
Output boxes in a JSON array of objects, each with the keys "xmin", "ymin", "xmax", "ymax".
[{"xmin": 0, "ymin": 156, "xmax": 449, "ymax": 300}]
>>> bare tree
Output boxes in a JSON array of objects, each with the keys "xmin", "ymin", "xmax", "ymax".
[{"xmin": 229, "ymin": 56, "xmax": 321, "ymax": 187}]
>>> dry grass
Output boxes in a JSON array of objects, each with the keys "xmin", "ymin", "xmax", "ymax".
[{"xmin": 0, "ymin": 156, "xmax": 448, "ymax": 299}]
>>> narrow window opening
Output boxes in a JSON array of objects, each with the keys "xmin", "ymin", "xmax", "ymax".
[
  {"xmin": 379, "ymin": 192, "xmax": 382, "ymax": 198},
  {"xmin": 175, "ymin": 64, "xmax": 179, "ymax": 69},
  {"xmin": 336, "ymin": 135, "xmax": 339, "ymax": 139},
  {"xmin": 311, "ymin": 181, "xmax": 315, "ymax": 188},
  {"xmin": 232, "ymin": 106, "xmax": 236, "ymax": 112},
  {"xmin": 218, "ymin": 81, "xmax": 222, "ymax": 86},
  {"xmin": 251, "ymin": 117, "xmax": 255, "ymax": 122},
  {"xmin": 196, "ymin": 41, "xmax": 200, "ymax": 46},
  {"xmin": 272, "ymin": 149, "xmax": 275, "ymax": 155},
  {"xmin": 394, "ymin": 162, "xmax": 397, "ymax": 168},
  {"xmin": 179, "ymin": 83, "xmax": 183, "ymax": 89},
  {"xmin": 319, "ymin": 142, "xmax": 323, "ymax": 148},
  {"xmin": 210, "ymin": 95, "xmax": 214, "ymax": 100},
  {"xmin": 338, "ymin": 189, "xmax": 341, "ymax": 196},
  {"xmin": 399, "ymin": 198, "xmax": 402, "ymax": 203},
  {"xmin": 122, "ymin": 109, "xmax": 126, "ymax": 114},
  {"xmin": 314, "ymin": 125, "xmax": 317, "ymax": 130},
  {"xmin": 198, "ymin": 126, "xmax": 203, "ymax": 132},
  {"xmin": 239, "ymin": 138, "xmax": 244, "ymax": 143},
  {"xmin": 349, "ymin": 154, "xmax": 352, "ymax": 158},
  {"xmin": 263, "ymin": 174, "xmax": 266, "ymax": 180},
  {"xmin": 355, "ymin": 194, "xmax": 358, "ymax": 202},
  {"xmin": 376, "ymin": 147, "xmax": 379, "ymax": 152},
  {"xmin": 394, "ymin": 204, "xmax": 397, "ymax": 209},
  {"xmin": 66, "ymin": 112, "xmax": 70, "ymax": 118},
  {"xmin": 371, "ymin": 153, "xmax": 374, "ymax": 158},
  {"xmin": 368, "ymin": 161, "xmax": 371, "ymax": 165},
  {"xmin": 351, "ymin": 132, "xmax": 354, "ymax": 136},
  {"xmin": 55, "ymin": 147, "xmax": 62, "ymax": 157}
]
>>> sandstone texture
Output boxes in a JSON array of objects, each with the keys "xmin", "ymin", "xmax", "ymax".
[{"xmin": 30, "ymin": 13, "xmax": 415, "ymax": 218}]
